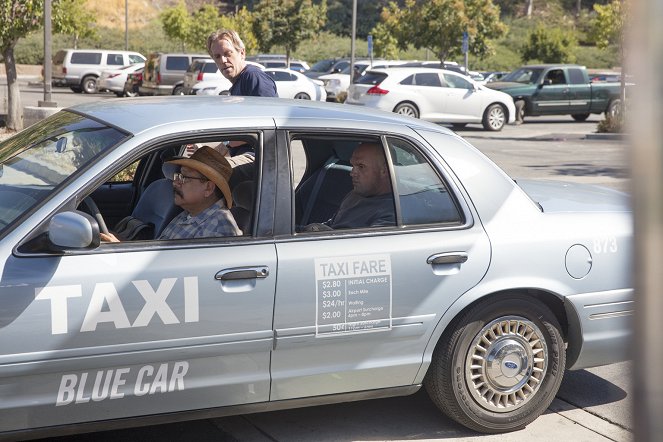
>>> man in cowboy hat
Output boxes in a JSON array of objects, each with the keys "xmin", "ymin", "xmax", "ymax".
[{"xmin": 101, "ymin": 146, "xmax": 241, "ymax": 241}]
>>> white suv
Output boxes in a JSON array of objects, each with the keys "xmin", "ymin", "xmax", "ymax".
[{"xmin": 52, "ymin": 49, "xmax": 145, "ymax": 94}]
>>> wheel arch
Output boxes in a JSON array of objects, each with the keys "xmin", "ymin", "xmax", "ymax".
[
  {"xmin": 484, "ymin": 101, "xmax": 510, "ymax": 122},
  {"xmin": 414, "ymin": 287, "xmax": 570, "ymax": 384},
  {"xmin": 393, "ymin": 100, "xmax": 419, "ymax": 114}
]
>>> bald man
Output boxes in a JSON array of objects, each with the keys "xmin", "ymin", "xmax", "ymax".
[{"xmin": 327, "ymin": 142, "xmax": 396, "ymax": 229}]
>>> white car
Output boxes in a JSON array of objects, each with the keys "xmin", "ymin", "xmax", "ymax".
[
  {"xmin": 194, "ymin": 68, "xmax": 326, "ymax": 101},
  {"xmin": 319, "ymin": 60, "xmax": 408, "ymax": 101},
  {"xmin": 97, "ymin": 63, "xmax": 145, "ymax": 97},
  {"xmin": 346, "ymin": 67, "xmax": 516, "ymax": 131}
]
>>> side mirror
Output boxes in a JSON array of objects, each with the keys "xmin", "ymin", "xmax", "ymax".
[{"xmin": 49, "ymin": 211, "xmax": 100, "ymax": 249}]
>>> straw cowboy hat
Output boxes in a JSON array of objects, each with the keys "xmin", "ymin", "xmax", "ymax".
[{"xmin": 165, "ymin": 146, "xmax": 234, "ymax": 208}]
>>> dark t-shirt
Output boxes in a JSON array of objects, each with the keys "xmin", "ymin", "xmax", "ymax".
[
  {"xmin": 229, "ymin": 64, "xmax": 278, "ymax": 97},
  {"xmin": 330, "ymin": 191, "xmax": 396, "ymax": 229}
]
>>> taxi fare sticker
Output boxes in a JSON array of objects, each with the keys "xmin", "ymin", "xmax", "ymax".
[{"xmin": 314, "ymin": 254, "xmax": 392, "ymax": 336}]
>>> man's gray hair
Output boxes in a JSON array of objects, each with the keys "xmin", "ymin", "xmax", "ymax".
[{"xmin": 207, "ymin": 29, "xmax": 245, "ymax": 57}]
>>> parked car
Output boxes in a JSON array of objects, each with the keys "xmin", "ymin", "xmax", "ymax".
[
  {"xmin": 304, "ymin": 58, "xmax": 351, "ymax": 79},
  {"xmin": 478, "ymin": 71, "xmax": 510, "ymax": 84},
  {"xmin": 0, "ymin": 97, "xmax": 632, "ymax": 438},
  {"xmin": 52, "ymin": 49, "xmax": 145, "ymax": 94},
  {"xmin": 486, "ymin": 64, "xmax": 625, "ymax": 121},
  {"xmin": 194, "ymin": 68, "xmax": 326, "ymax": 101},
  {"xmin": 97, "ymin": 63, "xmax": 145, "ymax": 97},
  {"xmin": 319, "ymin": 60, "xmax": 409, "ymax": 101},
  {"xmin": 140, "ymin": 52, "xmax": 209, "ymax": 96},
  {"xmin": 122, "ymin": 67, "xmax": 144, "ymax": 97},
  {"xmin": 182, "ymin": 59, "xmax": 215, "ymax": 95},
  {"xmin": 246, "ymin": 54, "xmax": 309, "ymax": 72},
  {"xmin": 346, "ymin": 67, "xmax": 516, "ymax": 131}
]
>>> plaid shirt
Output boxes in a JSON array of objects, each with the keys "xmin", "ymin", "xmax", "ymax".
[{"xmin": 159, "ymin": 199, "xmax": 242, "ymax": 240}]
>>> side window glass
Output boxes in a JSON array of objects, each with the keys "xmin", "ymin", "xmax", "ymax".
[
  {"xmin": 293, "ymin": 137, "xmax": 394, "ymax": 231},
  {"xmin": 387, "ymin": 138, "xmax": 462, "ymax": 225},
  {"xmin": 107, "ymin": 54, "xmax": 124, "ymax": 65},
  {"xmin": 546, "ymin": 69, "xmax": 567, "ymax": 85},
  {"xmin": 128, "ymin": 54, "xmax": 144, "ymax": 64},
  {"xmin": 414, "ymin": 73, "xmax": 442, "ymax": 87},
  {"xmin": 443, "ymin": 74, "xmax": 472, "ymax": 89},
  {"xmin": 568, "ymin": 68, "xmax": 586, "ymax": 84},
  {"xmin": 400, "ymin": 74, "xmax": 415, "ymax": 86}
]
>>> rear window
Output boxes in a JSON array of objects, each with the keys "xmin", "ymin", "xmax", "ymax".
[
  {"xmin": 568, "ymin": 68, "xmax": 587, "ymax": 84},
  {"xmin": 70, "ymin": 52, "xmax": 102, "ymax": 65},
  {"xmin": 357, "ymin": 72, "xmax": 387, "ymax": 85},
  {"xmin": 203, "ymin": 63, "xmax": 219, "ymax": 73},
  {"xmin": 53, "ymin": 50, "xmax": 66, "ymax": 64},
  {"xmin": 165, "ymin": 56, "xmax": 190, "ymax": 71},
  {"xmin": 267, "ymin": 71, "xmax": 296, "ymax": 81}
]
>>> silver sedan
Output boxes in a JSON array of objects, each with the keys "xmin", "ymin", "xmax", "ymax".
[{"xmin": 0, "ymin": 97, "xmax": 632, "ymax": 438}]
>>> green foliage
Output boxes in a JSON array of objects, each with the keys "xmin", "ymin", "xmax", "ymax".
[
  {"xmin": 52, "ymin": 0, "xmax": 97, "ymax": 47},
  {"xmin": 160, "ymin": 1, "xmax": 190, "ymax": 51},
  {"xmin": 0, "ymin": 0, "xmax": 43, "ymax": 52},
  {"xmin": 188, "ymin": 4, "xmax": 225, "ymax": 53},
  {"xmin": 374, "ymin": 0, "xmax": 507, "ymax": 63},
  {"xmin": 325, "ymin": 0, "xmax": 392, "ymax": 38},
  {"xmin": 252, "ymin": 0, "xmax": 327, "ymax": 61},
  {"xmin": 590, "ymin": 0, "xmax": 625, "ymax": 49},
  {"xmin": 520, "ymin": 26, "xmax": 577, "ymax": 63}
]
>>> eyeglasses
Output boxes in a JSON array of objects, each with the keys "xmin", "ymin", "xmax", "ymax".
[{"xmin": 172, "ymin": 172, "xmax": 208, "ymax": 185}]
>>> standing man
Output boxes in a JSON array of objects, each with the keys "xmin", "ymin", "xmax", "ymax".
[{"xmin": 207, "ymin": 29, "xmax": 277, "ymax": 97}]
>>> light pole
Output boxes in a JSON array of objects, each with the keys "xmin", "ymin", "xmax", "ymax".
[
  {"xmin": 40, "ymin": 0, "xmax": 56, "ymax": 107},
  {"xmin": 125, "ymin": 0, "xmax": 129, "ymax": 50},
  {"xmin": 349, "ymin": 0, "xmax": 357, "ymax": 89}
]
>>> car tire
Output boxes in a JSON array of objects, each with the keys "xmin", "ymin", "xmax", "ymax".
[
  {"xmin": 424, "ymin": 294, "xmax": 565, "ymax": 433},
  {"xmin": 572, "ymin": 113, "xmax": 590, "ymax": 122},
  {"xmin": 70, "ymin": 86, "xmax": 83, "ymax": 93},
  {"xmin": 482, "ymin": 103, "xmax": 506, "ymax": 131},
  {"xmin": 172, "ymin": 85, "xmax": 184, "ymax": 95},
  {"xmin": 294, "ymin": 92, "xmax": 311, "ymax": 100},
  {"xmin": 394, "ymin": 102, "xmax": 419, "ymax": 118},
  {"xmin": 114, "ymin": 91, "xmax": 124, "ymax": 97},
  {"xmin": 607, "ymin": 99, "xmax": 622, "ymax": 118},
  {"xmin": 82, "ymin": 76, "xmax": 98, "ymax": 94}
]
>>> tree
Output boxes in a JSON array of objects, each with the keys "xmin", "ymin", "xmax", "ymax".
[
  {"xmin": 374, "ymin": 0, "xmax": 506, "ymax": 63},
  {"xmin": 591, "ymin": 0, "xmax": 628, "ymax": 107},
  {"xmin": 1, "ymin": 0, "xmax": 43, "ymax": 131},
  {"xmin": 161, "ymin": 1, "xmax": 190, "ymax": 52},
  {"xmin": 252, "ymin": 0, "xmax": 327, "ymax": 65},
  {"xmin": 520, "ymin": 26, "xmax": 577, "ymax": 63},
  {"xmin": 52, "ymin": 0, "xmax": 96, "ymax": 48}
]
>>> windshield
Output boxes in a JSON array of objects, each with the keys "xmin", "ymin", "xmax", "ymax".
[
  {"xmin": 310, "ymin": 59, "xmax": 335, "ymax": 73},
  {"xmin": 501, "ymin": 67, "xmax": 544, "ymax": 84},
  {"xmin": 0, "ymin": 111, "xmax": 127, "ymax": 235},
  {"xmin": 340, "ymin": 63, "xmax": 368, "ymax": 75}
]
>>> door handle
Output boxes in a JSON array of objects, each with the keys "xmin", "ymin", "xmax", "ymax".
[
  {"xmin": 427, "ymin": 252, "xmax": 468, "ymax": 265},
  {"xmin": 215, "ymin": 266, "xmax": 269, "ymax": 281}
]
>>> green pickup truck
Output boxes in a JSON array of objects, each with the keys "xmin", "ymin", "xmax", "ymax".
[{"xmin": 487, "ymin": 64, "xmax": 622, "ymax": 122}]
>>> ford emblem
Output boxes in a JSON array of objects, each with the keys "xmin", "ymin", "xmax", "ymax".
[{"xmin": 504, "ymin": 361, "xmax": 518, "ymax": 370}]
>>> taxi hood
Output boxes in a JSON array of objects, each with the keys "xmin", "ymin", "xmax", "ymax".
[{"xmin": 515, "ymin": 179, "xmax": 630, "ymax": 213}]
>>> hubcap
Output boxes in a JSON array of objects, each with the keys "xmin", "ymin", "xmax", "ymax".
[
  {"xmin": 397, "ymin": 107, "xmax": 415, "ymax": 117},
  {"xmin": 488, "ymin": 108, "xmax": 505, "ymax": 129},
  {"xmin": 465, "ymin": 316, "xmax": 547, "ymax": 412}
]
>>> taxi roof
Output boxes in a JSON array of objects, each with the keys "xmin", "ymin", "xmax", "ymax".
[{"xmin": 67, "ymin": 96, "xmax": 447, "ymax": 136}]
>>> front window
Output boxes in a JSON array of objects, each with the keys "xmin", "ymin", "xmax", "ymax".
[
  {"xmin": 502, "ymin": 67, "xmax": 544, "ymax": 84},
  {"xmin": 0, "ymin": 112, "xmax": 127, "ymax": 236}
]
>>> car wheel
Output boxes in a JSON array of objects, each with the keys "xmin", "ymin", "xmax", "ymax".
[
  {"xmin": 82, "ymin": 76, "xmax": 98, "ymax": 94},
  {"xmin": 424, "ymin": 295, "xmax": 565, "ymax": 433},
  {"xmin": 172, "ymin": 85, "xmax": 184, "ymax": 95},
  {"xmin": 70, "ymin": 86, "xmax": 82, "ymax": 93},
  {"xmin": 394, "ymin": 102, "xmax": 419, "ymax": 118},
  {"xmin": 294, "ymin": 92, "xmax": 311, "ymax": 100},
  {"xmin": 572, "ymin": 113, "xmax": 590, "ymax": 122},
  {"xmin": 482, "ymin": 103, "xmax": 506, "ymax": 131},
  {"xmin": 607, "ymin": 99, "xmax": 622, "ymax": 118}
]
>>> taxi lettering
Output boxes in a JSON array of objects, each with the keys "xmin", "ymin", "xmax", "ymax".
[
  {"xmin": 56, "ymin": 361, "xmax": 189, "ymax": 406},
  {"xmin": 35, "ymin": 277, "xmax": 199, "ymax": 335}
]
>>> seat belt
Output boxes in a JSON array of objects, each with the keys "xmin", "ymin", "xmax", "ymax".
[{"xmin": 301, "ymin": 156, "xmax": 339, "ymax": 225}]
